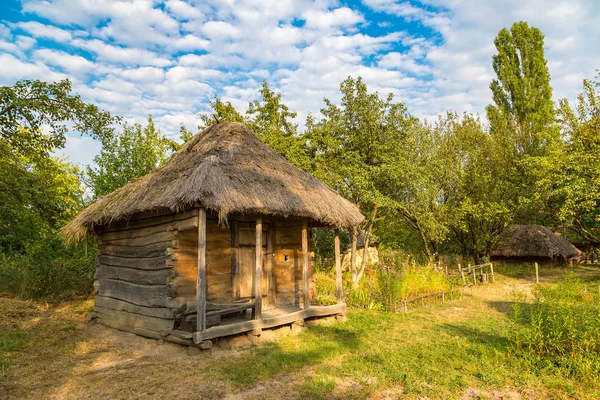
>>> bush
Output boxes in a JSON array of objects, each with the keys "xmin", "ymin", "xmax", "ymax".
[
  {"xmin": 0, "ymin": 235, "xmax": 95, "ymax": 299},
  {"xmin": 511, "ymin": 274, "xmax": 600, "ymax": 379}
]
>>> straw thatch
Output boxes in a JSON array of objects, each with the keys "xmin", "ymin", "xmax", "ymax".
[
  {"xmin": 63, "ymin": 122, "xmax": 364, "ymax": 242},
  {"xmin": 491, "ymin": 224, "xmax": 579, "ymax": 260}
]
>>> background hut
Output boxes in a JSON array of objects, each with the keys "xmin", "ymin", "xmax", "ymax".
[
  {"xmin": 63, "ymin": 122, "xmax": 364, "ymax": 346},
  {"xmin": 490, "ymin": 224, "xmax": 580, "ymax": 266}
]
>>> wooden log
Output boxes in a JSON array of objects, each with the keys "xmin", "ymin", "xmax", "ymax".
[
  {"xmin": 490, "ymin": 262, "xmax": 495, "ymax": 282},
  {"xmin": 95, "ymin": 296, "xmax": 175, "ymax": 319},
  {"xmin": 95, "ymin": 306, "xmax": 174, "ymax": 332},
  {"xmin": 254, "ymin": 218, "xmax": 263, "ymax": 319},
  {"xmin": 95, "ymin": 318, "xmax": 193, "ymax": 346},
  {"xmin": 95, "ymin": 264, "xmax": 175, "ymax": 285},
  {"xmin": 96, "ymin": 278, "xmax": 168, "ymax": 307},
  {"xmin": 99, "ymin": 242, "xmax": 171, "ymax": 258},
  {"xmin": 98, "ymin": 231, "xmax": 174, "ymax": 246},
  {"xmin": 97, "ymin": 255, "xmax": 171, "ymax": 270},
  {"xmin": 197, "ymin": 208, "xmax": 207, "ymax": 332},
  {"xmin": 103, "ymin": 209, "xmax": 198, "ymax": 233},
  {"xmin": 535, "ymin": 262, "xmax": 539, "ymax": 283},
  {"xmin": 266, "ymin": 224, "xmax": 276, "ymax": 307},
  {"xmin": 231, "ymin": 220, "xmax": 240, "ymax": 300},
  {"xmin": 335, "ymin": 230, "xmax": 343, "ymax": 304},
  {"xmin": 302, "ymin": 220, "xmax": 310, "ymax": 309}
]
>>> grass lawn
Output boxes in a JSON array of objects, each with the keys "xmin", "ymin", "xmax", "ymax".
[{"xmin": 1, "ymin": 265, "xmax": 599, "ymax": 399}]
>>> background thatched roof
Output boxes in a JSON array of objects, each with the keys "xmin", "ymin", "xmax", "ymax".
[
  {"xmin": 491, "ymin": 224, "xmax": 579, "ymax": 259},
  {"xmin": 63, "ymin": 123, "xmax": 364, "ymax": 242}
]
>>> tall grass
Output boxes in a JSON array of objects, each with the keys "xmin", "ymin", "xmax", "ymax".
[
  {"xmin": 315, "ymin": 250, "xmax": 458, "ymax": 312},
  {"xmin": 511, "ymin": 274, "xmax": 600, "ymax": 380}
]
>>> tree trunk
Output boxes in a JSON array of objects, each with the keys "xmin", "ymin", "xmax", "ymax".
[
  {"xmin": 356, "ymin": 205, "xmax": 378, "ymax": 284},
  {"xmin": 350, "ymin": 225, "xmax": 358, "ymax": 288}
]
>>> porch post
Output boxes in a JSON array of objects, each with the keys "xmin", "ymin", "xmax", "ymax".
[
  {"xmin": 335, "ymin": 229, "xmax": 343, "ymax": 303},
  {"xmin": 302, "ymin": 220, "xmax": 310, "ymax": 309},
  {"xmin": 196, "ymin": 208, "xmax": 207, "ymax": 332},
  {"xmin": 254, "ymin": 217, "xmax": 263, "ymax": 319}
]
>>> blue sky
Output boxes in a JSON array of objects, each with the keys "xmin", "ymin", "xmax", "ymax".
[{"xmin": 1, "ymin": 0, "xmax": 599, "ymax": 166}]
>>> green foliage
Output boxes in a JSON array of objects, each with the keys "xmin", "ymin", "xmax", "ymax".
[
  {"xmin": 87, "ymin": 115, "xmax": 174, "ymax": 198},
  {"xmin": 0, "ymin": 79, "xmax": 117, "ymax": 157},
  {"xmin": 0, "ymin": 134, "xmax": 85, "ymax": 253},
  {"xmin": 486, "ymin": 21, "xmax": 556, "ymax": 157},
  {"xmin": 0, "ymin": 236, "xmax": 95, "ymax": 299},
  {"xmin": 510, "ymin": 275, "xmax": 600, "ymax": 380},
  {"xmin": 535, "ymin": 73, "xmax": 600, "ymax": 244}
]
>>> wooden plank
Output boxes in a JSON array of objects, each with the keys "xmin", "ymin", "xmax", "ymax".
[
  {"xmin": 95, "ymin": 306, "xmax": 175, "ymax": 332},
  {"xmin": 99, "ymin": 241, "xmax": 172, "ymax": 258},
  {"xmin": 335, "ymin": 230, "xmax": 343, "ymax": 304},
  {"xmin": 95, "ymin": 264, "xmax": 175, "ymax": 285},
  {"xmin": 197, "ymin": 208, "xmax": 207, "ymax": 332},
  {"xmin": 302, "ymin": 220, "xmax": 310, "ymax": 309},
  {"xmin": 95, "ymin": 296, "xmax": 175, "ymax": 319},
  {"xmin": 254, "ymin": 218, "xmax": 263, "ymax": 319},
  {"xmin": 231, "ymin": 220, "xmax": 240, "ymax": 300},
  {"xmin": 193, "ymin": 303, "xmax": 346, "ymax": 343},
  {"xmin": 97, "ymin": 255, "xmax": 171, "ymax": 270},
  {"xmin": 96, "ymin": 278, "xmax": 168, "ymax": 307}
]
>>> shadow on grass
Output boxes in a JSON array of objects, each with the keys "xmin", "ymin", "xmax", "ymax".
[
  {"xmin": 436, "ymin": 323, "xmax": 510, "ymax": 351},
  {"xmin": 211, "ymin": 324, "xmax": 362, "ymax": 387}
]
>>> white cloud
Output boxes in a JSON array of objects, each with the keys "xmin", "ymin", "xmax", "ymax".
[
  {"xmin": 34, "ymin": 49, "xmax": 96, "ymax": 76},
  {"xmin": 15, "ymin": 21, "xmax": 72, "ymax": 41},
  {"xmin": 71, "ymin": 38, "xmax": 172, "ymax": 67}
]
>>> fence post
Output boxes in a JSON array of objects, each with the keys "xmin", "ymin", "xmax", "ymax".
[
  {"xmin": 490, "ymin": 262, "xmax": 495, "ymax": 283},
  {"xmin": 442, "ymin": 292, "xmax": 445, "ymax": 303},
  {"xmin": 472, "ymin": 268, "xmax": 477, "ymax": 286},
  {"xmin": 459, "ymin": 264, "xmax": 466, "ymax": 286},
  {"xmin": 535, "ymin": 262, "xmax": 539, "ymax": 283}
]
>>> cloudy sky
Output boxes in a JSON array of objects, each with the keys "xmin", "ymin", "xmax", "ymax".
[{"xmin": 1, "ymin": 0, "xmax": 599, "ymax": 166}]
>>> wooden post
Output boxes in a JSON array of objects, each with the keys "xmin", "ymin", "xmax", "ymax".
[
  {"xmin": 442, "ymin": 292, "xmax": 445, "ymax": 303},
  {"xmin": 302, "ymin": 220, "xmax": 310, "ymax": 309},
  {"xmin": 459, "ymin": 264, "xmax": 466, "ymax": 286},
  {"xmin": 254, "ymin": 218, "xmax": 263, "ymax": 319},
  {"xmin": 334, "ymin": 229, "xmax": 343, "ymax": 304},
  {"xmin": 266, "ymin": 225, "xmax": 275, "ymax": 307},
  {"xmin": 231, "ymin": 220, "xmax": 240, "ymax": 299},
  {"xmin": 535, "ymin": 262, "xmax": 539, "ymax": 283},
  {"xmin": 196, "ymin": 208, "xmax": 207, "ymax": 332},
  {"xmin": 490, "ymin": 262, "xmax": 495, "ymax": 283},
  {"xmin": 472, "ymin": 268, "xmax": 477, "ymax": 286}
]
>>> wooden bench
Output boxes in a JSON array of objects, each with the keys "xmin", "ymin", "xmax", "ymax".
[{"xmin": 175, "ymin": 300, "xmax": 256, "ymax": 331}]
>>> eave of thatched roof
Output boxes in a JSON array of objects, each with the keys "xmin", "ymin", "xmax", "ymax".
[
  {"xmin": 62, "ymin": 122, "xmax": 364, "ymax": 242},
  {"xmin": 491, "ymin": 224, "xmax": 580, "ymax": 259}
]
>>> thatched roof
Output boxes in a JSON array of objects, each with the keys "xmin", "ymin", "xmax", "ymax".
[
  {"xmin": 63, "ymin": 123, "xmax": 364, "ymax": 242},
  {"xmin": 491, "ymin": 224, "xmax": 579, "ymax": 259}
]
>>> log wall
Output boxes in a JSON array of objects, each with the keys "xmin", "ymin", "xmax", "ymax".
[{"xmin": 94, "ymin": 209, "xmax": 198, "ymax": 334}]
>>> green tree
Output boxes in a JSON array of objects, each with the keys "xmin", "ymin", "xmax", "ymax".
[
  {"xmin": 306, "ymin": 76, "xmax": 418, "ymax": 277},
  {"xmin": 0, "ymin": 130, "xmax": 85, "ymax": 253},
  {"xmin": 199, "ymin": 97, "xmax": 246, "ymax": 128},
  {"xmin": 0, "ymin": 79, "xmax": 117, "ymax": 157},
  {"xmin": 486, "ymin": 21, "xmax": 556, "ymax": 156},
  {"xmin": 537, "ymin": 74, "xmax": 600, "ymax": 245},
  {"xmin": 87, "ymin": 115, "xmax": 173, "ymax": 198}
]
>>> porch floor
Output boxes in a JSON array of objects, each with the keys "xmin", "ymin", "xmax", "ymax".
[{"xmin": 192, "ymin": 303, "xmax": 346, "ymax": 343}]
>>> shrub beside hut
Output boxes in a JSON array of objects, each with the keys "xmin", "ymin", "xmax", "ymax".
[
  {"xmin": 490, "ymin": 224, "xmax": 580, "ymax": 266},
  {"xmin": 63, "ymin": 122, "xmax": 364, "ymax": 346}
]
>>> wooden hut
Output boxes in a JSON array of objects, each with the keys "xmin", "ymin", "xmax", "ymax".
[
  {"xmin": 490, "ymin": 224, "xmax": 580, "ymax": 266},
  {"xmin": 63, "ymin": 123, "xmax": 364, "ymax": 346}
]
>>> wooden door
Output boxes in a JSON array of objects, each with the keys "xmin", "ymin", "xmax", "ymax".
[{"xmin": 235, "ymin": 222, "xmax": 274, "ymax": 309}]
